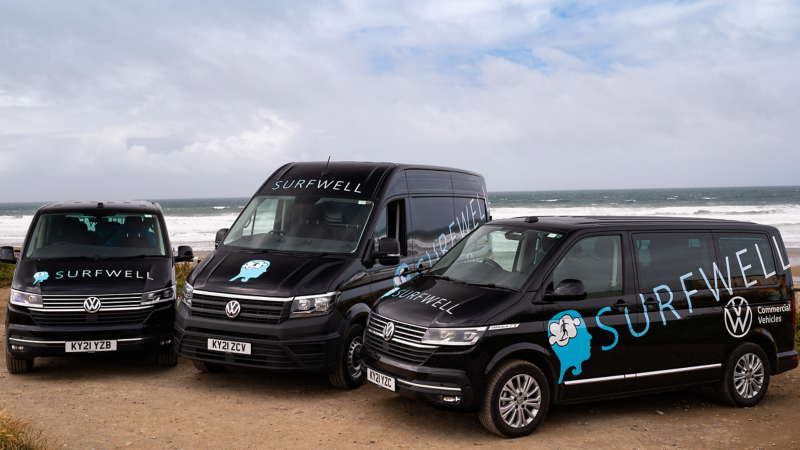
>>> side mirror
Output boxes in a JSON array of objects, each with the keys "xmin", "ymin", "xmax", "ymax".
[
  {"xmin": 373, "ymin": 237, "xmax": 401, "ymax": 266},
  {"xmin": 175, "ymin": 246, "xmax": 194, "ymax": 263},
  {"xmin": 215, "ymin": 228, "xmax": 228, "ymax": 248},
  {"xmin": 0, "ymin": 246, "xmax": 17, "ymax": 264},
  {"xmin": 543, "ymin": 279, "xmax": 587, "ymax": 301}
]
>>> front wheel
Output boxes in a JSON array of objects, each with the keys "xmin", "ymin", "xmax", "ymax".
[
  {"xmin": 718, "ymin": 342, "xmax": 770, "ymax": 407},
  {"xmin": 193, "ymin": 359, "xmax": 227, "ymax": 373},
  {"xmin": 157, "ymin": 348, "xmax": 179, "ymax": 367},
  {"xmin": 328, "ymin": 323, "xmax": 365, "ymax": 390},
  {"xmin": 478, "ymin": 359, "xmax": 550, "ymax": 438},
  {"xmin": 5, "ymin": 350, "xmax": 34, "ymax": 374}
]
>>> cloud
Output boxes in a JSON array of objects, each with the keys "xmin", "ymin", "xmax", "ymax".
[{"xmin": 0, "ymin": 0, "xmax": 798, "ymax": 201}]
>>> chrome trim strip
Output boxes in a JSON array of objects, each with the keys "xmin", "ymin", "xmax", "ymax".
[
  {"xmin": 32, "ymin": 306, "xmax": 154, "ymax": 312},
  {"xmin": 397, "ymin": 378, "xmax": 462, "ymax": 393},
  {"xmin": 370, "ymin": 313, "xmax": 428, "ymax": 332},
  {"xmin": 564, "ymin": 364, "xmax": 722, "ymax": 385},
  {"xmin": 564, "ymin": 375, "xmax": 625, "ymax": 386},
  {"xmin": 367, "ymin": 328, "xmax": 438, "ymax": 349},
  {"xmin": 635, "ymin": 363, "xmax": 721, "ymax": 378},
  {"xmin": 193, "ymin": 290, "xmax": 293, "ymax": 302},
  {"xmin": 117, "ymin": 337, "xmax": 145, "ymax": 342},
  {"xmin": 41, "ymin": 293, "xmax": 142, "ymax": 297},
  {"xmin": 8, "ymin": 338, "xmax": 66, "ymax": 344}
]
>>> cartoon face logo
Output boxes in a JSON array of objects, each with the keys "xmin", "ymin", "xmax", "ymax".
[
  {"xmin": 548, "ymin": 310, "xmax": 593, "ymax": 384},
  {"xmin": 33, "ymin": 271, "xmax": 49, "ymax": 284},
  {"xmin": 229, "ymin": 260, "xmax": 270, "ymax": 282}
]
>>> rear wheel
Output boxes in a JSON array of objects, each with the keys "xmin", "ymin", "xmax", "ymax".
[
  {"xmin": 193, "ymin": 359, "xmax": 227, "ymax": 373},
  {"xmin": 718, "ymin": 342, "xmax": 770, "ymax": 407},
  {"xmin": 5, "ymin": 350, "xmax": 34, "ymax": 374},
  {"xmin": 157, "ymin": 349, "xmax": 179, "ymax": 367},
  {"xmin": 328, "ymin": 324, "xmax": 365, "ymax": 390},
  {"xmin": 478, "ymin": 359, "xmax": 549, "ymax": 438}
]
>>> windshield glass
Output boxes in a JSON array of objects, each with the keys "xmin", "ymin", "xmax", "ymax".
[
  {"xmin": 25, "ymin": 212, "xmax": 167, "ymax": 259},
  {"xmin": 428, "ymin": 225, "xmax": 563, "ymax": 290},
  {"xmin": 222, "ymin": 195, "xmax": 374, "ymax": 254}
]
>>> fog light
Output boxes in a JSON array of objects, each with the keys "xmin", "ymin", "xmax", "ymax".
[
  {"xmin": 440, "ymin": 395, "xmax": 461, "ymax": 403},
  {"xmin": 11, "ymin": 345, "xmax": 25, "ymax": 351},
  {"xmin": 160, "ymin": 339, "xmax": 172, "ymax": 345}
]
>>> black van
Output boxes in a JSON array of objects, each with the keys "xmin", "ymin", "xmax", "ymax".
[
  {"xmin": 363, "ymin": 216, "xmax": 798, "ymax": 437},
  {"xmin": 2, "ymin": 200, "xmax": 194, "ymax": 373},
  {"xmin": 174, "ymin": 161, "xmax": 489, "ymax": 389}
]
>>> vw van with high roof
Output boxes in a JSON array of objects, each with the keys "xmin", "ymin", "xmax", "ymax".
[
  {"xmin": 174, "ymin": 161, "xmax": 490, "ymax": 389},
  {"xmin": 2, "ymin": 200, "xmax": 194, "ymax": 373}
]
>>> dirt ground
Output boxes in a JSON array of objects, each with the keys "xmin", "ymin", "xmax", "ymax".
[{"xmin": 2, "ymin": 288, "xmax": 800, "ymax": 449}]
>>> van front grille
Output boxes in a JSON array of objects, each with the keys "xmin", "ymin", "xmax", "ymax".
[
  {"xmin": 41, "ymin": 292, "xmax": 143, "ymax": 311},
  {"xmin": 29, "ymin": 309, "xmax": 152, "ymax": 326},
  {"xmin": 364, "ymin": 313, "xmax": 437, "ymax": 365},
  {"xmin": 190, "ymin": 292, "xmax": 290, "ymax": 325}
]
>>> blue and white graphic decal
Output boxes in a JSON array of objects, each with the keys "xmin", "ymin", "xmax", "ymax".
[
  {"xmin": 33, "ymin": 271, "xmax": 49, "ymax": 284},
  {"xmin": 230, "ymin": 260, "xmax": 270, "ymax": 282},
  {"xmin": 548, "ymin": 310, "xmax": 593, "ymax": 384},
  {"xmin": 381, "ymin": 287, "xmax": 399, "ymax": 298},
  {"xmin": 393, "ymin": 264, "xmax": 412, "ymax": 287}
]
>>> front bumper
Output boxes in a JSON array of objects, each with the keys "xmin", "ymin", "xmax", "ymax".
[
  {"xmin": 173, "ymin": 302, "xmax": 347, "ymax": 373},
  {"xmin": 361, "ymin": 344, "xmax": 477, "ymax": 411},
  {"xmin": 4, "ymin": 302, "xmax": 175, "ymax": 359}
]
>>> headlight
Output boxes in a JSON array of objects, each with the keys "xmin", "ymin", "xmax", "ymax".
[
  {"xmin": 421, "ymin": 327, "xmax": 487, "ymax": 346},
  {"xmin": 181, "ymin": 283, "xmax": 194, "ymax": 307},
  {"xmin": 141, "ymin": 287, "xmax": 175, "ymax": 306},
  {"xmin": 290, "ymin": 292, "xmax": 338, "ymax": 319},
  {"xmin": 9, "ymin": 289, "xmax": 43, "ymax": 308}
]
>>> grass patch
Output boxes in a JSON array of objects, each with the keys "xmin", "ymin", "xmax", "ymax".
[
  {"xmin": 0, "ymin": 408, "xmax": 58, "ymax": 450},
  {"xmin": 175, "ymin": 262, "xmax": 193, "ymax": 299},
  {"xmin": 0, "ymin": 262, "xmax": 14, "ymax": 289}
]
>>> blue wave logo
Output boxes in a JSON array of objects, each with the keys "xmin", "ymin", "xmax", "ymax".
[
  {"xmin": 230, "ymin": 260, "xmax": 270, "ymax": 282},
  {"xmin": 33, "ymin": 271, "xmax": 49, "ymax": 284}
]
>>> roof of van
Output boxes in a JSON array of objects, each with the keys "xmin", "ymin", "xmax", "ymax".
[
  {"xmin": 490, "ymin": 216, "xmax": 775, "ymax": 233},
  {"xmin": 37, "ymin": 200, "xmax": 161, "ymax": 214},
  {"xmin": 273, "ymin": 161, "xmax": 482, "ymax": 176}
]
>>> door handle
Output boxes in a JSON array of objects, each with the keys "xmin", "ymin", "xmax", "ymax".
[
  {"xmin": 613, "ymin": 300, "xmax": 630, "ymax": 312},
  {"xmin": 643, "ymin": 297, "xmax": 658, "ymax": 311}
]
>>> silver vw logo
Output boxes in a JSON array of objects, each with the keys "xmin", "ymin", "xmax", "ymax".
[
  {"xmin": 83, "ymin": 297, "xmax": 101, "ymax": 314},
  {"xmin": 225, "ymin": 300, "xmax": 241, "ymax": 319},
  {"xmin": 383, "ymin": 322, "xmax": 395, "ymax": 341},
  {"xmin": 725, "ymin": 296, "xmax": 752, "ymax": 338}
]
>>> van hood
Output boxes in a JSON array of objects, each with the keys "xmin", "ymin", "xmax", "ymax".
[
  {"xmin": 189, "ymin": 250, "xmax": 353, "ymax": 297},
  {"xmin": 12, "ymin": 258, "xmax": 172, "ymax": 295},
  {"xmin": 372, "ymin": 275, "xmax": 518, "ymax": 328}
]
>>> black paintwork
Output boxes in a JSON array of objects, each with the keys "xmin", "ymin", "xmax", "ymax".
[
  {"xmin": 5, "ymin": 200, "xmax": 177, "ymax": 359},
  {"xmin": 174, "ymin": 161, "xmax": 489, "ymax": 373},
  {"xmin": 363, "ymin": 216, "xmax": 798, "ymax": 411}
]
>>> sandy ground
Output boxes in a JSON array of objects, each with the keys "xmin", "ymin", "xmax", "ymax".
[{"xmin": 1, "ymin": 290, "xmax": 800, "ymax": 449}]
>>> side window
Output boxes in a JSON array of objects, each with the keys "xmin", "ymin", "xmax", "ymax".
[
  {"xmin": 634, "ymin": 233, "xmax": 714, "ymax": 293},
  {"xmin": 716, "ymin": 234, "xmax": 778, "ymax": 286},
  {"xmin": 373, "ymin": 200, "xmax": 407, "ymax": 255},
  {"xmin": 409, "ymin": 197, "xmax": 456, "ymax": 269},
  {"xmin": 553, "ymin": 235, "xmax": 623, "ymax": 298},
  {"xmin": 452, "ymin": 197, "xmax": 488, "ymax": 238}
]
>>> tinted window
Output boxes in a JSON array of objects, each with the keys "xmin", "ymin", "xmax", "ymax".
[
  {"xmin": 405, "ymin": 170, "xmax": 453, "ymax": 194},
  {"xmin": 553, "ymin": 235, "xmax": 623, "ymax": 298},
  {"xmin": 373, "ymin": 200, "xmax": 407, "ymax": 255},
  {"xmin": 451, "ymin": 172, "xmax": 485, "ymax": 195},
  {"xmin": 409, "ymin": 197, "xmax": 456, "ymax": 269},
  {"xmin": 716, "ymin": 234, "xmax": 778, "ymax": 287},
  {"xmin": 453, "ymin": 197, "xmax": 488, "ymax": 239},
  {"xmin": 634, "ymin": 233, "xmax": 714, "ymax": 293}
]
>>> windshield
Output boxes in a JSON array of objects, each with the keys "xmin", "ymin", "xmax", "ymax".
[
  {"xmin": 428, "ymin": 225, "xmax": 563, "ymax": 290},
  {"xmin": 25, "ymin": 212, "xmax": 167, "ymax": 259},
  {"xmin": 222, "ymin": 195, "xmax": 374, "ymax": 254}
]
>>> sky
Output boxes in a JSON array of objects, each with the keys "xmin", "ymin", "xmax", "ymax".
[{"xmin": 0, "ymin": 0, "xmax": 798, "ymax": 202}]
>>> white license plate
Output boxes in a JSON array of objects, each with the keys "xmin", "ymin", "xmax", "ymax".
[
  {"xmin": 65, "ymin": 340, "xmax": 117, "ymax": 353},
  {"xmin": 367, "ymin": 368, "xmax": 396, "ymax": 391},
  {"xmin": 207, "ymin": 338, "xmax": 251, "ymax": 355}
]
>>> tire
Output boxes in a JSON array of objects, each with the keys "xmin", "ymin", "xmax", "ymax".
[
  {"xmin": 157, "ymin": 349, "xmax": 179, "ymax": 367},
  {"xmin": 328, "ymin": 323, "xmax": 365, "ymax": 390},
  {"xmin": 5, "ymin": 350, "xmax": 34, "ymax": 374},
  {"xmin": 193, "ymin": 359, "xmax": 227, "ymax": 373},
  {"xmin": 718, "ymin": 342, "xmax": 770, "ymax": 407},
  {"xmin": 478, "ymin": 359, "xmax": 550, "ymax": 438}
]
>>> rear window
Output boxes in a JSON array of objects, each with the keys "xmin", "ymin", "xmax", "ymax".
[
  {"xmin": 634, "ymin": 233, "xmax": 715, "ymax": 293},
  {"xmin": 715, "ymin": 233, "xmax": 778, "ymax": 287}
]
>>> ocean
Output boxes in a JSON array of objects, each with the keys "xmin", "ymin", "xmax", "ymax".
[{"xmin": 1, "ymin": 186, "xmax": 799, "ymax": 255}]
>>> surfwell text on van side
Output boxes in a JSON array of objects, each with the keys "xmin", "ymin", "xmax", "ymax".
[
  {"xmin": 381, "ymin": 287, "xmax": 459, "ymax": 314},
  {"xmin": 272, "ymin": 179, "xmax": 362, "ymax": 193},
  {"xmin": 48, "ymin": 269, "xmax": 155, "ymax": 282}
]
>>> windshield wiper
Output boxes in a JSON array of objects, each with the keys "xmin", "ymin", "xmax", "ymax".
[
  {"xmin": 239, "ymin": 249, "xmax": 270, "ymax": 254},
  {"xmin": 95, "ymin": 254, "xmax": 150, "ymax": 260},
  {"xmin": 463, "ymin": 281, "xmax": 517, "ymax": 291},
  {"xmin": 41, "ymin": 255, "xmax": 90, "ymax": 261}
]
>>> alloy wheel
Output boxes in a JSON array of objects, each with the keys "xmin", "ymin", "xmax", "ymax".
[
  {"xmin": 499, "ymin": 374, "xmax": 541, "ymax": 428},
  {"xmin": 734, "ymin": 352, "xmax": 764, "ymax": 399}
]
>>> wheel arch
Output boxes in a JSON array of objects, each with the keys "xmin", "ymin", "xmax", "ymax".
[
  {"xmin": 344, "ymin": 302, "xmax": 371, "ymax": 328},
  {"xmin": 736, "ymin": 329, "xmax": 778, "ymax": 375},
  {"xmin": 482, "ymin": 343, "xmax": 559, "ymax": 401}
]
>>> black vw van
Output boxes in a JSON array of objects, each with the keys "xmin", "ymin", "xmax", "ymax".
[
  {"xmin": 363, "ymin": 216, "xmax": 797, "ymax": 437},
  {"xmin": 2, "ymin": 200, "xmax": 194, "ymax": 373},
  {"xmin": 174, "ymin": 161, "xmax": 489, "ymax": 389}
]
